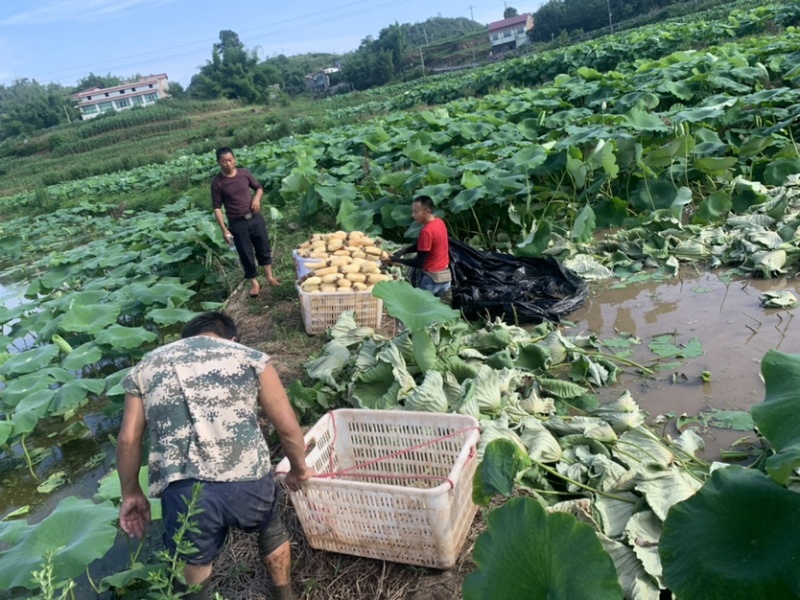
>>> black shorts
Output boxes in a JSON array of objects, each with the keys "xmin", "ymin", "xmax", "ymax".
[{"xmin": 160, "ymin": 472, "xmax": 287, "ymax": 565}]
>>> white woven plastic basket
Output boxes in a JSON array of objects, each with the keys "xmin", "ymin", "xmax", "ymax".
[{"xmin": 275, "ymin": 409, "xmax": 481, "ymax": 568}]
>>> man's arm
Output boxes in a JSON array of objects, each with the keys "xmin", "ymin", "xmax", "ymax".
[
  {"xmin": 258, "ymin": 364, "xmax": 313, "ymax": 489},
  {"xmin": 213, "ymin": 208, "xmax": 232, "ymax": 245},
  {"xmin": 247, "ymin": 171, "xmax": 264, "ymax": 214},
  {"xmin": 251, "ymin": 187, "xmax": 264, "ymax": 214},
  {"xmin": 116, "ymin": 392, "xmax": 151, "ymax": 538},
  {"xmin": 391, "ymin": 251, "xmax": 429, "ymax": 268}
]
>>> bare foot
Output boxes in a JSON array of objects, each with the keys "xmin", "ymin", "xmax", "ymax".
[
  {"xmin": 267, "ymin": 276, "xmax": 280, "ymax": 286},
  {"xmin": 249, "ymin": 284, "xmax": 261, "ymax": 297}
]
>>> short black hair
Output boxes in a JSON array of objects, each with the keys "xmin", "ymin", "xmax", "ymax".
[
  {"xmin": 413, "ymin": 195, "xmax": 434, "ymax": 212},
  {"xmin": 182, "ymin": 311, "xmax": 238, "ymax": 340},
  {"xmin": 216, "ymin": 147, "xmax": 234, "ymax": 161}
]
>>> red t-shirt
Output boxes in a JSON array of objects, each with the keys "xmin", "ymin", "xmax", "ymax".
[{"xmin": 417, "ymin": 218, "xmax": 449, "ymax": 272}]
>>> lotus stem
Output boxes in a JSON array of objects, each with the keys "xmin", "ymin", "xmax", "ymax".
[
  {"xmin": 20, "ymin": 435, "xmax": 39, "ymax": 481},
  {"xmin": 532, "ymin": 459, "xmax": 636, "ymax": 503},
  {"xmin": 574, "ymin": 348, "xmax": 654, "ymax": 374}
]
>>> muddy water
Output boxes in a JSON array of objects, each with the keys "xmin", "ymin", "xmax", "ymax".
[{"xmin": 566, "ymin": 270, "xmax": 800, "ymax": 459}]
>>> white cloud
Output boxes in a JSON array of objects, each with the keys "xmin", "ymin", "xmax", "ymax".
[{"xmin": 0, "ymin": 0, "xmax": 176, "ymax": 26}]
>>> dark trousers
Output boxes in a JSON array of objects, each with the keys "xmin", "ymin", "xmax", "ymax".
[{"xmin": 228, "ymin": 213, "xmax": 272, "ymax": 280}]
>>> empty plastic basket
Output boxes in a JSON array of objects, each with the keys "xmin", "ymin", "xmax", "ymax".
[{"xmin": 275, "ymin": 409, "xmax": 481, "ymax": 568}]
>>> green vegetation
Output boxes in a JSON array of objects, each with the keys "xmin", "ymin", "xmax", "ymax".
[{"xmin": 1, "ymin": 0, "xmax": 800, "ymax": 597}]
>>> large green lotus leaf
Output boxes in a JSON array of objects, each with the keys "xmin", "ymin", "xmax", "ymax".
[
  {"xmin": 100, "ymin": 563, "xmax": 164, "ymax": 593},
  {"xmin": 0, "ymin": 234, "xmax": 23, "ymax": 256},
  {"xmin": 128, "ymin": 281, "xmax": 194, "ymax": 307},
  {"xmin": 0, "ymin": 344, "xmax": 59, "ymax": 376},
  {"xmin": 350, "ymin": 361, "xmax": 402, "ymax": 410},
  {"xmin": 60, "ymin": 303, "xmax": 121, "ymax": 334},
  {"xmin": 622, "ymin": 107, "xmax": 670, "ymax": 132},
  {"xmin": 62, "ymin": 342, "xmax": 104, "ymax": 370},
  {"xmin": 11, "ymin": 387, "xmax": 57, "ymax": 435},
  {"xmin": 594, "ymin": 492, "xmax": 640, "ymax": 538},
  {"xmin": 146, "ymin": 307, "xmax": 199, "ymax": 326},
  {"xmin": 47, "ymin": 290, "xmax": 109, "ymax": 312},
  {"xmin": 624, "ymin": 510, "xmax": 664, "ymax": 583},
  {"xmin": 337, "ymin": 198, "xmax": 374, "ymax": 232},
  {"xmin": 519, "ymin": 417, "xmax": 562, "ymax": 463},
  {"xmin": 0, "ymin": 304, "xmax": 26, "ymax": 327},
  {"xmin": 38, "ymin": 264, "xmax": 79, "ymax": 291},
  {"xmin": 600, "ymin": 535, "xmax": 661, "ymax": 600},
  {"xmin": 0, "ymin": 421, "xmax": 13, "ymax": 445},
  {"xmin": 473, "ymin": 439, "xmax": 532, "ymax": 506},
  {"xmin": 372, "ymin": 281, "xmax": 459, "ymax": 331},
  {"xmin": 403, "ymin": 370, "xmax": 447, "ymax": 413},
  {"xmin": 463, "ymin": 497, "xmax": 623, "ymax": 600},
  {"xmin": 95, "ymin": 325, "xmax": 157, "ymax": 350},
  {"xmin": 613, "ymin": 427, "xmax": 674, "ymax": 469},
  {"xmin": 105, "ymin": 367, "xmax": 133, "ymax": 398},
  {"xmin": 305, "ymin": 341, "xmax": 351, "ymax": 390},
  {"xmin": 0, "ymin": 497, "xmax": 118, "ymax": 590},
  {"xmin": 52, "ymin": 378, "xmax": 106, "ymax": 416},
  {"xmin": 660, "ymin": 466, "xmax": 800, "ymax": 600},
  {"xmin": 764, "ymin": 158, "xmax": 800, "ymax": 186},
  {"xmin": 752, "ymin": 350, "xmax": 800, "ymax": 484}
]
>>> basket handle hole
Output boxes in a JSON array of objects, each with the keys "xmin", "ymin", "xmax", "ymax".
[{"xmin": 304, "ymin": 438, "xmax": 317, "ymax": 457}]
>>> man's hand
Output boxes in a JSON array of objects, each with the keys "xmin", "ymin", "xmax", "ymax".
[
  {"xmin": 223, "ymin": 230, "xmax": 234, "ymax": 245},
  {"xmin": 284, "ymin": 465, "xmax": 315, "ymax": 492},
  {"xmin": 119, "ymin": 492, "xmax": 151, "ymax": 538},
  {"xmin": 251, "ymin": 198, "xmax": 261, "ymax": 213},
  {"xmin": 381, "ymin": 255, "xmax": 395, "ymax": 266}
]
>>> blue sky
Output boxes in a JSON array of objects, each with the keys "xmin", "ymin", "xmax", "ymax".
[{"xmin": 0, "ymin": 0, "xmax": 543, "ymax": 88}]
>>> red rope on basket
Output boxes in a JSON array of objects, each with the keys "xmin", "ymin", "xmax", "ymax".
[{"xmin": 276, "ymin": 411, "xmax": 480, "ymax": 490}]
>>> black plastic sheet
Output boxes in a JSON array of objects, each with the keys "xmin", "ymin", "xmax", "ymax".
[{"xmin": 448, "ymin": 239, "xmax": 588, "ymax": 324}]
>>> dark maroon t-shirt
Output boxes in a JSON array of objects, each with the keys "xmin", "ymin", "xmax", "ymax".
[{"xmin": 210, "ymin": 168, "xmax": 262, "ymax": 220}]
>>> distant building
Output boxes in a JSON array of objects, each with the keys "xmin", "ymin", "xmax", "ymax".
[
  {"xmin": 71, "ymin": 73, "xmax": 169, "ymax": 120},
  {"xmin": 305, "ymin": 67, "xmax": 340, "ymax": 93},
  {"xmin": 488, "ymin": 14, "xmax": 534, "ymax": 53}
]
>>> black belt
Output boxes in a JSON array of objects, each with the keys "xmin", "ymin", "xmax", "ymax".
[{"xmin": 229, "ymin": 212, "xmax": 255, "ymax": 222}]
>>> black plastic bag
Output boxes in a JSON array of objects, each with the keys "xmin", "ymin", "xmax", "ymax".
[{"xmin": 448, "ymin": 238, "xmax": 588, "ymax": 324}]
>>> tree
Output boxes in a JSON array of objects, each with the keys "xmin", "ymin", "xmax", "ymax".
[
  {"xmin": 188, "ymin": 30, "xmax": 280, "ymax": 103},
  {"xmin": 0, "ymin": 79, "xmax": 76, "ymax": 137},
  {"xmin": 504, "ymin": 6, "xmax": 519, "ymax": 18},
  {"xmin": 166, "ymin": 81, "xmax": 187, "ymax": 100},
  {"xmin": 73, "ymin": 73, "xmax": 123, "ymax": 93}
]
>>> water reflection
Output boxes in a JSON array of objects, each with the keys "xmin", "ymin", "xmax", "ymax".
[{"xmin": 567, "ymin": 271, "xmax": 800, "ymax": 457}]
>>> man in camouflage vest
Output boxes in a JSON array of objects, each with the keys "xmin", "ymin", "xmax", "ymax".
[{"xmin": 116, "ymin": 311, "xmax": 312, "ymax": 600}]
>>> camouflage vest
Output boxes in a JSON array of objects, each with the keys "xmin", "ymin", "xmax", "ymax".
[{"xmin": 123, "ymin": 335, "xmax": 272, "ymax": 497}]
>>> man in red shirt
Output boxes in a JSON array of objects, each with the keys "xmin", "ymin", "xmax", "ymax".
[
  {"xmin": 211, "ymin": 147, "xmax": 279, "ymax": 297},
  {"xmin": 384, "ymin": 196, "xmax": 451, "ymax": 298}
]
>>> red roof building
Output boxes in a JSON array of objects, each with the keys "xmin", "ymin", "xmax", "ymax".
[{"xmin": 488, "ymin": 14, "xmax": 534, "ymax": 52}]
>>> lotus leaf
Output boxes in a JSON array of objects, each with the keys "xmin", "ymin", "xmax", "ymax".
[
  {"xmin": 473, "ymin": 439, "xmax": 532, "ymax": 505},
  {"xmin": 147, "ymin": 307, "xmax": 199, "ymax": 326},
  {"xmin": 0, "ymin": 497, "xmax": 118, "ymax": 590},
  {"xmin": 60, "ymin": 303, "xmax": 122, "ymax": 334},
  {"xmin": 62, "ymin": 342, "xmax": 104, "ymax": 370},
  {"xmin": 752, "ymin": 350, "xmax": 800, "ymax": 484},
  {"xmin": 403, "ymin": 370, "xmax": 447, "ymax": 413},
  {"xmin": 600, "ymin": 535, "xmax": 661, "ymax": 600},
  {"xmin": 0, "ymin": 344, "xmax": 59, "ymax": 376},
  {"xmin": 463, "ymin": 497, "xmax": 623, "ymax": 600},
  {"xmin": 372, "ymin": 281, "xmax": 459, "ymax": 331},
  {"xmin": 661, "ymin": 467, "xmax": 800, "ymax": 600},
  {"xmin": 52, "ymin": 378, "xmax": 106, "ymax": 416},
  {"xmin": 95, "ymin": 325, "xmax": 157, "ymax": 350}
]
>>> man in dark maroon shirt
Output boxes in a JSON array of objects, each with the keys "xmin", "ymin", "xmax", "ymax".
[{"xmin": 211, "ymin": 147, "xmax": 279, "ymax": 297}]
